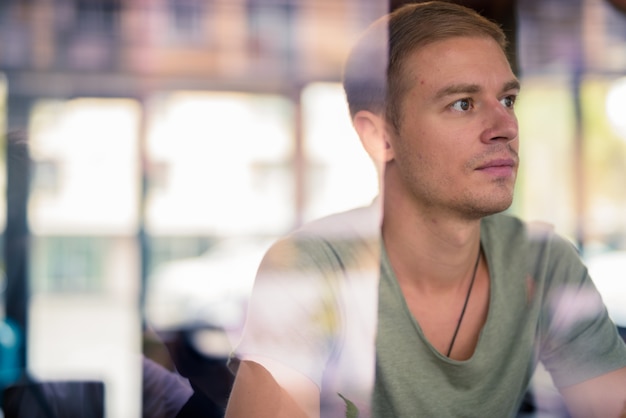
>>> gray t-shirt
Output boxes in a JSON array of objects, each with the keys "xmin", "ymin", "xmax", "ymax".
[
  {"xmin": 374, "ymin": 213, "xmax": 626, "ymax": 417},
  {"xmin": 233, "ymin": 206, "xmax": 626, "ymax": 417}
]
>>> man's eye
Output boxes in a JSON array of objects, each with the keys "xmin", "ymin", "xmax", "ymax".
[
  {"xmin": 451, "ymin": 98, "xmax": 472, "ymax": 111},
  {"xmin": 501, "ymin": 95, "xmax": 517, "ymax": 108}
]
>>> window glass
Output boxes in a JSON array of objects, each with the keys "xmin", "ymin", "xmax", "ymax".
[
  {"xmin": 581, "ymin": 76, "xmax": 626, "ymax": 250},
  {"xmin": 301, "ymin": 82, "xmax": 379, "ymax": 222},
  {"xmin": 514, "ymin": 75, "xmax": 626, "ymax": 252},
  {"xmin": 512, "ymin": 76, "xmax": 577, "ymax": 241},
  {"xmin": 143, "ymin": 91, "xmax": 296, "ymax": 358},
  {"xmin": 29, "ymin": 98, "xmax": 141, "ymax": 235},
  {"xmin": 0, "ymin": 73, "xmax": 6, "ymax": 318},
  {"xmin": 145, "ymin": 91, "xmax": 295, "ymax": 237},
  {"xmin": 0, "ymin": 73, "xmax": 6, "ymax": 232},
  {"xmin": 27, "ymin": 97, "xmax": 142, "ymax": 418}
]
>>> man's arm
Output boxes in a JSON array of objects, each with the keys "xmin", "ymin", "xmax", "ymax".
[
  {"xmin": 225, "ymin": 360, "xmax": 320, "ymax": 418},
  {"xmin": 560, "ymin": 366, "xmax": 626, "ymax": 418}
]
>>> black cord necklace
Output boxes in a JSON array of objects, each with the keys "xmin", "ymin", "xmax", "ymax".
[{"xmin": 446, "ymin": 247, "xmax": 482, "ymax": 358}]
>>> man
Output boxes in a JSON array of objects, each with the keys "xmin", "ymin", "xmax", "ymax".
[{"xmin": 225, "ymin": 2, "xmax": 626, "ymax": 417}]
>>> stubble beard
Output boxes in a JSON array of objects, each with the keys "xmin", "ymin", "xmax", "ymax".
[
  {"xmin": 397, "ymin": 162, "xmax": 517, "ymax": 222},
  {"xmin": 456, "ymin": 180, "xmax": 515, "ymax": 220},
  {"xmin": 455, "ymin": 145, "xmax": 519, "ymax": 219},
  {"xmin": 388, "ymin": 134, "xmax": 519, "ymax": 221}
]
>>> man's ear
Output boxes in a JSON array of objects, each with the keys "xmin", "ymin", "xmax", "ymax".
[{"xmin": 352, "ymin": 110, "xmax": 394, "ymax": 164}]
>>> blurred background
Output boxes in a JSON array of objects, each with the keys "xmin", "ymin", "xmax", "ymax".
[{"xmin": 0, "ymin": 0, "xmax": 625, "ymax": 416}]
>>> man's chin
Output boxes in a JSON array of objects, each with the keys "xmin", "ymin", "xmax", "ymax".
[{"xmin": 464, "ymin": 197, "xmax": 514, "ymax": 220}]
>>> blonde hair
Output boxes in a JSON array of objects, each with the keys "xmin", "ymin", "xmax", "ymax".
[{"xmin": 343, "ymin": 1, "xmax": 509, "ymax": 132}]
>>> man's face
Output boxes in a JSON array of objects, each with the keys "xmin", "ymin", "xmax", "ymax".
[{"xmin": 387, "ymin": 36, "xmax": 520, "ymax": 220}]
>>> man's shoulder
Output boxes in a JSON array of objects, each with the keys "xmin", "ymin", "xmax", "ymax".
[
  {"xmin": 263, "ymin": 203, "xmax": 381, "ymax": 272},
  {"xmin": 483, "ymin": 212, "xmax": 555, "ymax": 240},
  {"xmin": 482, "ymin": 212, "xmax": 562, "ymax": 255},
  {"xmin": 293, "ymin": 202, "xmax": 381, "ymax": 243}
]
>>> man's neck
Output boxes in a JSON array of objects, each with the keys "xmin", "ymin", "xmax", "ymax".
[{"xmin": 381, "ymin": 196, "xmax": 483, "ymax": 292}]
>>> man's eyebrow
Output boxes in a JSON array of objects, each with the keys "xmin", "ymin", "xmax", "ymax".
[
  {"xmin": 503, "ymin": 79, "xmax": 521, "ymax": 93},
  {"xmin": 433, "ymin": 79, "xmax": 521, "ymax": 101},
  {"xmin": 434, "ymin": 83, "xmax": 481, "ymax": 100}
]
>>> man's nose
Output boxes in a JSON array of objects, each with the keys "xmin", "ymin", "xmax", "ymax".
[{"xmin": 479, "ymin": 102, "xmax": 518, "ymax": 144}]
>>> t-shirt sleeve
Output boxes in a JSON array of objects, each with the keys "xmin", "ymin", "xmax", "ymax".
[
  {"xmin": 229, "ymin": 236, "xmax": 341, "ymax": 389},
  {"xmin": 539, "ymin": 233, "xmax": 626, "ymax": 388}
]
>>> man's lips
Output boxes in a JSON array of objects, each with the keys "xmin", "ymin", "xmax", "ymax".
[{"xmin": 475, "ymin": 158, "xmax": 517, "ymax": 176}]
